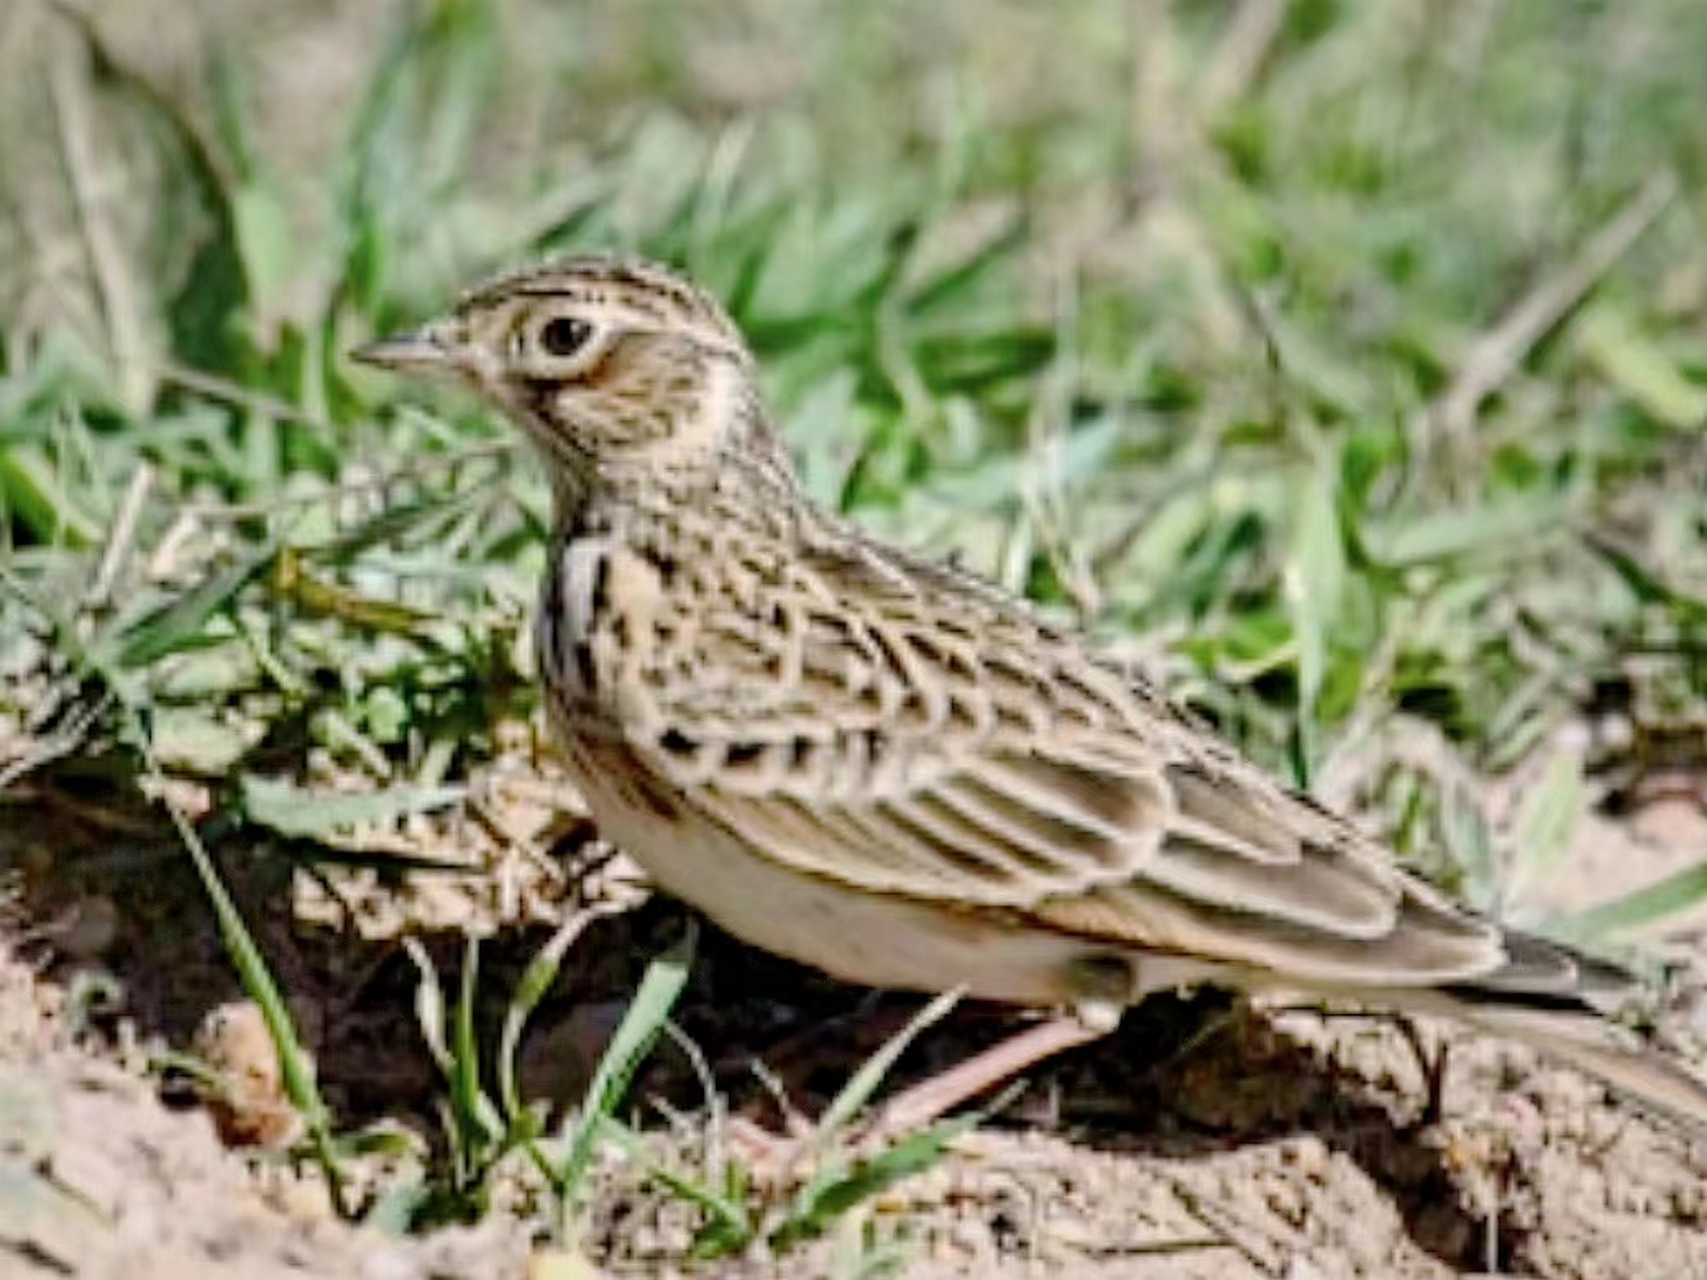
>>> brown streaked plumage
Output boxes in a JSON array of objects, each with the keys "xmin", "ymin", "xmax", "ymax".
[{"xmin": 354, "ymin": 254, "xmax": 1707, "ymax": 1136}]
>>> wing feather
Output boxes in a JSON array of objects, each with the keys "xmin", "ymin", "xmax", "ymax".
[
  {"xmin": 1031, "ymin": 879, "xmax": 1503, "ymax": 986},
  {"xmin": 695, "ymin": 746, "xmax": 1171, "ymax": 905}
]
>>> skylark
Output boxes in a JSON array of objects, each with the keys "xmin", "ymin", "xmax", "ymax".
[{"xmin": 355, "ymin": 255, "xmax": 1707, "ymax": 1135}]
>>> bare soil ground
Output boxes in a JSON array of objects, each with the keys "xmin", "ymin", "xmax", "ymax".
[{"xmin": 5, "ymin": 740, "xmax": 1707, "ymax": 1279}]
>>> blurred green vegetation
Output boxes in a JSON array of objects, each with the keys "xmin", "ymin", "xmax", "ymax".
[{"xmin": 3, "ymin": 0, "xmax": 1707, "ymax": 1240}]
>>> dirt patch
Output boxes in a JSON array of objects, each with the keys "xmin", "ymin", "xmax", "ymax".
[
  {"xmin": 5, "ymin": 746, "xmax": 1707, "ymax": 1278},
  {"xmin": 0, "ymin": 940, "xmax": 528, "ymax": 1280}
]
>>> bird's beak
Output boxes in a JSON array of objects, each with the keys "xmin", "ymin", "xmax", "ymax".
[{"xmin": 350, "ymin": 320, "xmax": 460, "ymax": 373}]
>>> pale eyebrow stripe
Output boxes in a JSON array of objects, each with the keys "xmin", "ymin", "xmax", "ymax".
[{"xmin": 456, "ymin": 256, "xmax": 742, "ymax": 348}]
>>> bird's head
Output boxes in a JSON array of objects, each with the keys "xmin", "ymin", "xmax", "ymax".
[{"xmin": 354, "ymin": 255, "xmax": 775, "ymax": 497}]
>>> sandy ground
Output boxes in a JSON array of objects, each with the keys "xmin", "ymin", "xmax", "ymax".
[{"xmin": 5, "ymin": 738, "xmax": 1707, "ymax": 1279}]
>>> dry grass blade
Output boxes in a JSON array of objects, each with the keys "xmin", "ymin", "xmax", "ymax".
[
  {"xmin": 1198, "ymin": 0, "xmax": 1291, "ymax": 114},
  {"xmin": 48, "ymin": 38, "xmax": 151, "ymax": 411},
  {"xmin": 1429, "ymin": 171, "xmax": 1679, "ymax": 442}
]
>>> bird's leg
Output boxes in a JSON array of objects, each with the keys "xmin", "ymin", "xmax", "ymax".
[
  {"xmin": 726, "ymin": 1005, "xmax": 1115, "ymax": 1178},
  {"xmin": 867, "ymin": 1003, "xmax": 1118, "ymax": 1137},
  {"xmin": 863, "ymin": 961, "xmax": 1138, "ymax": 1141},
  {"xmin": 1394, "ymin": 1014, "xmax": 1450, "ymax": 1124}
]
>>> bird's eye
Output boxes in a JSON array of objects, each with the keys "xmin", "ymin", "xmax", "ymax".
[{"xmin": 538, "ymin": 315, "xmax": 594, "ymax": 358}]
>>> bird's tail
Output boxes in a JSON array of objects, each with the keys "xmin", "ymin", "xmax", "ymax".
[
  {"xmin": 1456, "ymin": 999, "xmax": 1707, "ymax": 1136},
  {"xmin": 1340, "ymin": 925, "xmax": 1707, "ymax": 1136}
]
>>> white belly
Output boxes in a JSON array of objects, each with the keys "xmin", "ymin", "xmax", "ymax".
[{"xmin": 563, "ymin": 743, "xmax": 1180, "ymax": 1008}]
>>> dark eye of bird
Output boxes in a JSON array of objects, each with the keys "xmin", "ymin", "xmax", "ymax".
[{"xmin": 539, "ymin": 315, "xmax": 593, "ymax": 358}]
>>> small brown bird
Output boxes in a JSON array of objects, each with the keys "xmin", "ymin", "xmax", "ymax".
[{"xmin": 355, "ymin": 255, "xmax": 1707, "ymax": 1136}]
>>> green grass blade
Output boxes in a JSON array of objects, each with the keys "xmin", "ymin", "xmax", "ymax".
[
  {"xmin": 774, "ymin": 1114, "xmax": 976, "ymax": 1253},
  {"xmin": 127, "ymin": 708, "xmax": 343, "ymax": 1205},
  {"xmin": 1548, "ymin": 857, "xmax": 1707, "ymax": 942},
  {"xmin": 451, "ymin": 934, "xmax": 489, "ymax": 1144},
  {"xmin": 237, "ymin": 775, "xmax": 465, "ymax": 840},
  {"xmin": 553, "ymin": 926, "xmax": 695, "ymax": 1203},
  {"xmin": 812, "ymin": 987, "xmax": 961, "ymax": 1146},
  {"xmin": 107, "ymin": 543, "xmax": 278, "ymax": 668},
  {"xmin": 1506, "ymin": 749, "xmax": 1585, "ymax": 905},
  {"xmin": 497, "ymin": 911, "xmax": 607, "ymax": 1124},
  {"xmin": 595, "ymin": 1115, "xmax": 752, "ymax": 1252}
]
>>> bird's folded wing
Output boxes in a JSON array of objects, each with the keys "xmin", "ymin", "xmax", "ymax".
[
  {"xmin": 680, "ymin": 729, "xmax": 1522, "ymax": 987},
  {"xmin": 624, "ymin": 563, "xmax": 1526, "ymax": 989}
]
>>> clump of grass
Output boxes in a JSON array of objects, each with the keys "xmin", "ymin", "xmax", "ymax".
[
  {"xmin": 363, "ymin": 910, "xmax": 975, "ymax": 1265},
  {"xmin": 393, "ymin": 917, "xmax": 692, "ymax": 1236},
  {"xmin": 593, "ymin": 987, "xmax": 974, "ymax": 1265}
]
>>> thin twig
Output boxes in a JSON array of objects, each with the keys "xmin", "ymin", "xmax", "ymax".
[{"xmin": 1430, "ymin": 171, "xmax": 1678, "ymax": 442}]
